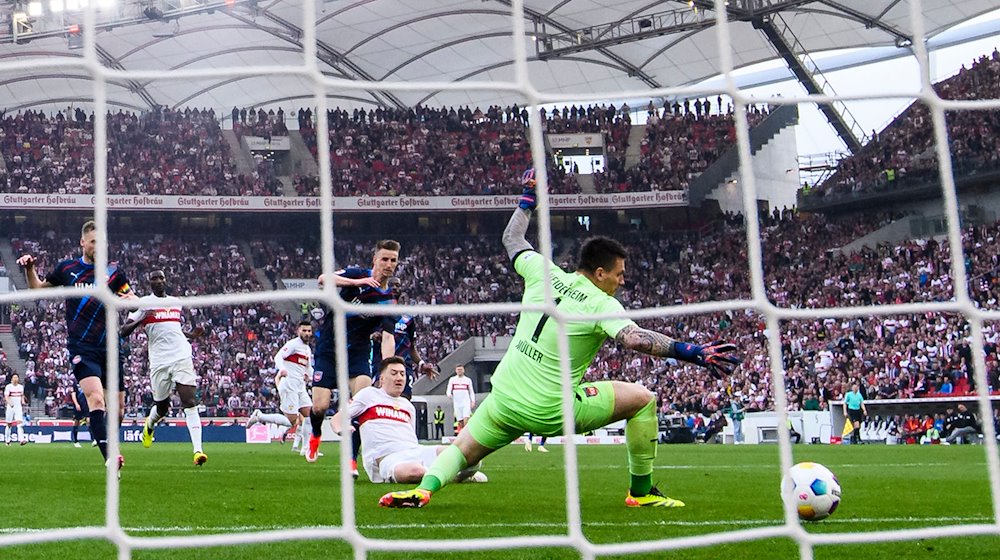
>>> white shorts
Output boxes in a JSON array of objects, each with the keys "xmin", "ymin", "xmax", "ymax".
[
  {"xmin": 365, "ymin": 445, "xmax": 439, "ymax": 484},
  {"xmin": 453, "ymin": 402, "xmax": 472, "ymax": 421},
  {"xmin": 5, "ymin": 408, "xmax": 24, "ymax": 424},
  {"xmin": 279, "ymin": 387, "xmax": 311, "ymax": 415},
  {"xmin": 150, "ymin": 358, "xmax": 197, "ymax": 402}
]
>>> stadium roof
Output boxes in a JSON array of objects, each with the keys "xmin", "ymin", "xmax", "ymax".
[{"xmin": 0, "ymin": 0, "xmax": 997, "ymax": 116}]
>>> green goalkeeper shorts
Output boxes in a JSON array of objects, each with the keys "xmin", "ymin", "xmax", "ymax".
[{"xmin": 465, "ymin": 381, "xmax": 617, "ymax": 450}]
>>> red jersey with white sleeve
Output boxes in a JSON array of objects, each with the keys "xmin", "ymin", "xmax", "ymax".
[
  {"xmin": 347, "ymin": 386, "xmax": 418, "ymax": 467},
  {"xmin": 127, "ymin": 294, "xmax": 192, "ymax": 368},
  {"xmin": 273, "ymin": 337, "xmax": 313, "ymax": 393}
]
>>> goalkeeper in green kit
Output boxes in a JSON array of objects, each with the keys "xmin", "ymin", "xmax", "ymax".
[{"xmin": 379, "ymin": 169, "xmax": 740, "ymax": 509}]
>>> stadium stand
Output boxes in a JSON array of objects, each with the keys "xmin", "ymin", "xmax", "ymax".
[
  {"xmin": 5, "ymin": 207, "xmax": 1000, "ymax": 423},
  {"xmin": 0, "ymin": 107, "xmax": 281, "ymax": 196},
  {"xmin": 808, "ymin": 50, "xmax": 1000, "ymax": 201}
]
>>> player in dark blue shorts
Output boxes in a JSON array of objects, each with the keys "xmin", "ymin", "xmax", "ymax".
[
  {"xmin": 17, "ymin": 220, "xmax": 134, "ymax": 472},
  {"xmin": 306, "ymin": 239, "xmax": 401, "ymax": 469},
  {"xmin": 372, "ymin": 280, "xmax": 437, "ymax": 400}
]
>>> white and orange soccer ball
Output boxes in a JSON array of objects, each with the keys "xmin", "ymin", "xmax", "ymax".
[{"xmin": 781, "ymin": 462, "xmax": 841, "ymax": 521}]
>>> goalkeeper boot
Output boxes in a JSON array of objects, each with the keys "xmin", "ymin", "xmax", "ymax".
[
  {"xmin": 193, "ymin": 451, "xmax": 208, "ymax": 467},
  {"xmin": 378, "ymin": 489, "xmax": 432, "ymax": 509},
  {"xmin": 141, "ymin": 421, "xmax": 155, "ymax": 448},
  {"xmin": 625, "ymin": 486, "xmax": 685, "ymax": 508},
  {"xmin": 305, "ymin": 434, "xmax": 321, "ymax": 463}
]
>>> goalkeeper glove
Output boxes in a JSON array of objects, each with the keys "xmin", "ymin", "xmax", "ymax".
[
  {"xmin": 518, "ymin": 168, "xmax": 537, "ymax": 210},
  {"xmin": 672, "ymin": 340, "xmax": 740, "ymax": 379}
]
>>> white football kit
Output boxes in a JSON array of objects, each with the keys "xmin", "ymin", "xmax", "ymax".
[
  {"xmin": 4, "ymin": 382, "xmax": 25, "ymax": 424},
  {"xmin": 447, "ymin": 375, "xmax": 476, "ymax": 420},
  {"xmin": 347, "ymin": 386, "xmax": 434, "ymax": 483},
  {"xmin": 274, "ymin": 336, "xmax": 313, "ymax": 414},
  {"xmin": 128, "ymin": 295, "xmax": 196, "ymax": 401}
]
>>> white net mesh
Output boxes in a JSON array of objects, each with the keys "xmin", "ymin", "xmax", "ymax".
[{"xmin": 2, "ymin": 0, "xmax": 1000, "ymax": 557}]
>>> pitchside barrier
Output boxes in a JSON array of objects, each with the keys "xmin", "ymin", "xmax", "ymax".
[{"xmin": 829, "ymin": 395, "xmax": 1000, "ymax": 442}]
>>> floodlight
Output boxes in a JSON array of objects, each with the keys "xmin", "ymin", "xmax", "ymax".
[
  {"xmin": 51, "ymin": 0, "xmax": 65, "ymax": 12},
  {"xmin": 28, "ymin": 1, "xmax": 43, "ymax": 16}
]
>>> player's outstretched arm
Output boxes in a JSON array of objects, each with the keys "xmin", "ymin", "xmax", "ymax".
[
  {"xmin": 615, "ymin": 325, "xmax": 740, "ymax": 378},
  {"xmin": 16, "ymin": 254, "xmax": 53, "ymax": 289},
  {"xmin": 318, "ymin": 271, "xmax": 380, "ymax": 289},
  {"xmin": 502, "ymin": 169, "xmax": 538, "ymax": 260}
]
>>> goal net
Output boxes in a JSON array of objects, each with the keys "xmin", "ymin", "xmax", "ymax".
[{"xmin": 1, "ymin": 0, "xmax": 999, "ymax": 559}]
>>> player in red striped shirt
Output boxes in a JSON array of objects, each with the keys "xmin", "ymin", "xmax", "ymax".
[{"xmin": 332, "ymin": 357, "xmax": 486, "ymax": 484}]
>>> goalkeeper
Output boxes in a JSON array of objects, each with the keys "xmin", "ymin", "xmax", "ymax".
[{"xmin": 380, "ymin": 169, "xmax": 740, "ymax": 509}]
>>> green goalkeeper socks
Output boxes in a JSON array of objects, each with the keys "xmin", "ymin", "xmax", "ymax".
[
  {"xmin": 626, "ymin": 398, "xmax": 658, "ymax": 497},
  {"xmin": 418, "ymin": 444, "xmax": 468, "ymax": 493}
]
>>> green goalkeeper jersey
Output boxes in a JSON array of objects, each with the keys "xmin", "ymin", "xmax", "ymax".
[{"xmin": 489, "ymin": 250, "xmax": 634, "ymax": 422}]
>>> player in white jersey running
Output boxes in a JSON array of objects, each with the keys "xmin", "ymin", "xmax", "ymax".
[
  {"xmin": 446, "ymin": 365, "xmax": 476, "ymax": 430},
  {"xmin": 4, "ymin": 373, "xmax": 27, "ymax": 446},
  {"xmin": 248, "ymin": 321, "xmax": 314, "ymax": 452},
  {"xmin": 333, "ymin": 357, "xmax": 485, "ymax": 484},
  {"xmin": 121, "ymin": 270, "xmax": 207, "ymax": 466}
]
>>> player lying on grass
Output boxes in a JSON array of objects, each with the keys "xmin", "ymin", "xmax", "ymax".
[
  {"xmin": 333, "ymin": 356, "xmax": 486, "ymax": 484},
  {"xmin": 380, "ymin": 169, "xmax": 739, "ymax": 509}
]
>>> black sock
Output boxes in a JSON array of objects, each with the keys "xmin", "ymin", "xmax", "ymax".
[
  {"xmin": 310, "ymin": 410, "xmax": 325, "ymax": 438},
  {"xmin": 71, "ymin": 423, "xmax": 79, "ymax": 443},
  {"xmin": 89, "ymin": 410, "xmax": 108, "ymax": 460},
  {"xmin": 351, "ymin": 420, "xmax": 362, "ymax": 460}
]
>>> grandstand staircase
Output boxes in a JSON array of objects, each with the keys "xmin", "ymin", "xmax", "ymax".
[
  {"xmin": 412, "ymin": 336, "xmax": 512, "ymax": 396},
  {"xmin": 222, "ymin": 130, "xmax": 256, "ymax": 176},
  {"xmin": 575, "ymin": 174, "xmax": 596, "ymax": 194},
  {"xmin": 236, "ymin": 240, "xmax": 300, "ymax": 318},
  {"xmin": 277, "ymin": 176, "xmax": 297, "ymax": 197},
  {"xmin": 0, "ymin": 238, "xmax": 28, "ymax": 293},
  {"xmin": 288, "ymin": 131, "xmax": 320, "ymax": 178},
  {"xmin": 0, "ymin": 332, "xmax": 27, "ymax": 377},
  {"xmin": 686, "ymin": 104, "xmax": 799, "ymax": 207},
  {"xmin": 624, "ymin": 124, "xmax": 646, "ymax": 169}
]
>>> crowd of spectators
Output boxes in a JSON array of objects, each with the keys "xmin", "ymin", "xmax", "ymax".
[
  {"xmin": 594, "ymin": 103, "xmax": 767, "ymax": 194},
  {"xmin": 231, "ymin": 106, "xmax": 289, "ymax": 140},
  {"xmin": 7, "ymin": 207, "xmax": 1000, "ymax": 424},
  {"xmin": 2, "ymin": 99, "xmax": 782, "ymax": 199},
  {"xmin": 0, "ymin": 106, "xmax": 280, "ymax": 196},
  {"xmin": 810, "ymin": 48, "xmax": 1000, "ymax": 199},
  {"xmin": 298, "ymin": 104, "xmax": 581, "ymax": 197}
]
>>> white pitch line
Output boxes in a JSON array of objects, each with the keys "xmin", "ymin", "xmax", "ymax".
[{"xmin": 1, "ymin": 516, "xmax": 993, "ymax": 536}]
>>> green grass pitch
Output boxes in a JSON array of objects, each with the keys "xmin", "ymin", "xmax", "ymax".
[{"xmin": 0, "ymin": 442, "xmax": 997, "ymax": 559}]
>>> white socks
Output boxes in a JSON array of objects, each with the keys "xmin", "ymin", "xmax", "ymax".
[
  {"xmin": 184, "ymin": 407, "xmax": 203, "ymax": 453},
  {"xmin": 259, "ymin": 413, "xmax": 293, "ymax": 427},
  {"xmin": 3, "ymin": 425, "xmax": 22, "ymax": 443},
  {"xmin": 147, "ymin": 407, "xmax": 164, "ymax": 429}
]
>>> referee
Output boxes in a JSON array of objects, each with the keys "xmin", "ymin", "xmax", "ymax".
[{"xmin": 843, "ymin": 381, "xmax": 867, "ymax": 445}]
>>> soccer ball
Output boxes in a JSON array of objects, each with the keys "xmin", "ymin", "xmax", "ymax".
[{"xmin": 781, "ymin": 462, "xmax": 841, "ymax": 521}]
